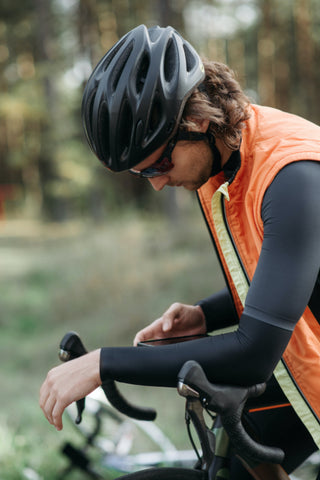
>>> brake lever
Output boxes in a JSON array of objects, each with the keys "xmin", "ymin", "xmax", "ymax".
[{"xmin": 59, "ymin": 331, "xmax": 88, "ymax": 424}]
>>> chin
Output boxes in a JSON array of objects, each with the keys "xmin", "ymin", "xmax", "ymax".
[
  {"xmin": 184, "ymin": 184, "xmax": 199, "ymax": 191},
  {"xmin": 188, "ymin": 180, "xmax": 208, "ymax": 191}
]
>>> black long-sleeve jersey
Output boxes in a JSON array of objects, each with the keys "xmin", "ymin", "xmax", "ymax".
[{"xmin": 100, "ymin": 160, "xmax": 320, "ymax": 388}]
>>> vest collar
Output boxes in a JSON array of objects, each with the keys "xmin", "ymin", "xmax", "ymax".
[{"xmin": 210, "ymin": 149, "xmax": 241, "ymax": 184}]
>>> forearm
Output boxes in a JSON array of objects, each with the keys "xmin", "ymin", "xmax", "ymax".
[{"xmin": 100, "ymin": 315, "xmax": 291, "ymax": 388}]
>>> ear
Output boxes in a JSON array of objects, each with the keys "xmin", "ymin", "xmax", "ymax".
[{"xmin": 186, "ymin": 117, "xmax": 210, "ymax": 133}]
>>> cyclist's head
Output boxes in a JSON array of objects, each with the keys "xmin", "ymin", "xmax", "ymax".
[{"xmin": 81, "ymin": 24, "xmax": 205, "ymax": 172}]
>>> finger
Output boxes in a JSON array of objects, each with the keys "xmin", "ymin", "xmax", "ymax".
[
  {"xmin": 52, "ymin": 400, "xmax": 64, "ymax": 431},
  {"xmin": 40, "ymin": 389, "xmax": 57, "ymax": 426},
  {"xmin": 45, "ymin": 394, "xmax": 57, "ymax": 426},
  {"xmin": 133, "ymin": 332, "xmax": 143, "ymax": 345},
  {"xmin": 40, "ymin": 372, "xmax": 63, "ymax": 427},
  {"xmin": 40, "ymin": 382, "xmax": 55, "ymax": 423},
  {"xmin": 133, "ymin": 318, "xmax": 164, "ymax": 345},
  {"xmin": 134, "ymin": 324, "xmax": 157, "ymax": 345},
  {"xmin": 162, "ymin": 303, "xmax": 181, "ymax": 332}
]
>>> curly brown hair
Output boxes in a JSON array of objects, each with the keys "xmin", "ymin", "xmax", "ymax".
[{"xmin": 181, "ymin": 60, "xmax": 251, "ymax": 150}]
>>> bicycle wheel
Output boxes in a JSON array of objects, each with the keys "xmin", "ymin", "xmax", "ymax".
[
  {"xmin": 116, "ymin": 467, "xmax": 207, "ymax": 480},
  {"xmin": 65, "ymin": 389, "xmax": 196, "ymax": 473}
]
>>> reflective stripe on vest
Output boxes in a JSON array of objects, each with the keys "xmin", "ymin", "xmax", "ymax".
[{"xmin": 209, "ymin": 181, "xmax": 320, "ymax": 449}]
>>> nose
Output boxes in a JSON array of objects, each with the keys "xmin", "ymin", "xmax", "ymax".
[{"xmin": 148, "ymin": 176, "xmax": 169, "ymax": 191}]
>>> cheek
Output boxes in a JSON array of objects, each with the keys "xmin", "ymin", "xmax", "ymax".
[
  {"xmin": 185, "ymin": 145, "xmax": 213, "ymax": 181},
  {"xmin": 172, "ymin": 141, "xmax": 212, "ymax": 178}
]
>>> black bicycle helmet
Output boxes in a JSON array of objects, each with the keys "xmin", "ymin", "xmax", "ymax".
[{"xmin": 81, "ymin": 24, "xmax": 205, "ymax": 172}]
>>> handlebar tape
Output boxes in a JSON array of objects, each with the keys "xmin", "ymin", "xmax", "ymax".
[
  {"xmin": 178, "ymin": 360, "xmax": 285, "ymax": 465},
  {"xmin": 101, "ymin": 379, "xmax": 156, "ymax": 421},
  {"xmin": 59, "ymin": 332, "xmax": 156, "ymax": 422}
]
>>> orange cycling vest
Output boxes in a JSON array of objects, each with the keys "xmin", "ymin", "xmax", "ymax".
[{"xmin": 197, "ymin": 104, "xmax": 320, "ymax": 447}]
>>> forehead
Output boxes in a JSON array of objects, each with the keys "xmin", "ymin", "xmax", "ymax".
[{"xmin": 132, "ymin": 143, "xmax": 167, "ymax": 171}]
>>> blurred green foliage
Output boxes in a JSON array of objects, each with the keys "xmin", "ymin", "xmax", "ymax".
[
  {"xmin": 0, "ymin": 206, "xmax": 224, "ymax": 478},
  {"xmin": 1, "ymin": 0, "xmax": 320, "ymax": 221},
  {"xmin": 0, "ymin": 1, "xmax": 319, "ymax": 477}
]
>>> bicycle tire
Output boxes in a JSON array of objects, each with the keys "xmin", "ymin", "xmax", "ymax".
[
  {"xmin": 65, "ymin": 390, "xmax": 197, "ymax": 474},
  {"xmin": 117, "ymin": 467, "xmax": 207, "ymax": 480},
  {"xmin": 66, "ymin": 393, "xmax": 173, "ymax": 456}
]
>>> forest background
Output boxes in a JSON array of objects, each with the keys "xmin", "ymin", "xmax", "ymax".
[{"xmin": 0, "ymin": 0, "xmax": 319, "ymax": 478}]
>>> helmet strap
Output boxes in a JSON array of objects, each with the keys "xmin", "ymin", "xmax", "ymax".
[
  {"xmin": 176, "ymin": 130, "xmax": 207, "ymax": 142},
  {"xmin": 205, "ymin": 129, "xmax": 222, "ymax": 176}
]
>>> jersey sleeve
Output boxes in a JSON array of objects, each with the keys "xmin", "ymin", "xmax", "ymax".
[{"xmin": 100, "ymin": 161, "xmax": 320, "ymax": 388}]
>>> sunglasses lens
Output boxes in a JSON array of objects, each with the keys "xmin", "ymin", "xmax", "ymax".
[
  {"xmin": 130, "ymin": 137, "xmax": 177, "ymax": 178},
  {"xmin": 130, "ymin": 160, "xmax": 173, "ymax": 178},
  {"xmin": 144, "ymin": 158, "xmax": 173, "ymax": 177}
]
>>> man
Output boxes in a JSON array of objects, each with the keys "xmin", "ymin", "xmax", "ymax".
[{"xmin": 40, "ymin": 25, "xmax": 320, "ymax": 477}]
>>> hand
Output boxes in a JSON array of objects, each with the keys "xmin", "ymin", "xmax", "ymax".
[
  {"xmin": 133, "ymin": 303, "xmax": 206, "ymax": 346},
  {"xmin": 39, "ymin": 350, "xmax": 101, "ymax": 431}
]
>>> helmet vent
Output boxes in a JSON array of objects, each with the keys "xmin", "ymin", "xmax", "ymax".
[
  {"xmin": 83, "ymin": 87, "xmax": 97, "ymax": 150},
  {"xmin": 183, "ymin": 44, "xmax": 196, "ymax": 72},
  {"xmin": 101, "ymin": 35, "xmax": 127, "ymax": 73},
  {"xmin": 149, "ymin": 97, "xmax": 162, "ymax": 133},
  {"xmin": 110, "ymin": 42, "xmax": 133, "ymax": 92},
  {"xmin": 118, "ymin": 100, "xmax": 133, "ymax": 161},
  {"xmin": 164, "ymin": 38, "xmax": 178, "ymax": 83},
  {"xmin": 97, "ymin": 102, "xmax": 110, "ymax": 163},
  {"xmin": 136, "ymin": 54, "xmax": 150, "ymax": 94}
]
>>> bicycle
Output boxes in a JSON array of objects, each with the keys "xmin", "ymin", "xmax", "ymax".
[{"xmin": 57, "ymin": 332, "xmax": 319, "ymax": 480}]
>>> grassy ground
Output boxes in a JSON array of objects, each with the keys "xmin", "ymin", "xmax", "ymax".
[
  {"xmin": 0, "ymin": 202, "xmax": 224, "ymax": 479},
  {"xmin": 0, "ymin": 206, "xmax": 316, "ymax": 479}
]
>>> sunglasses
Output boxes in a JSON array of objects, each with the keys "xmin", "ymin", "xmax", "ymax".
[
  {"xmin": 129, "ymin": 134, "xmax": 178, "ymax": 179},
  {"xmin": 129, "ymin": 131, "xmax": 208, "ymax": 179}
]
